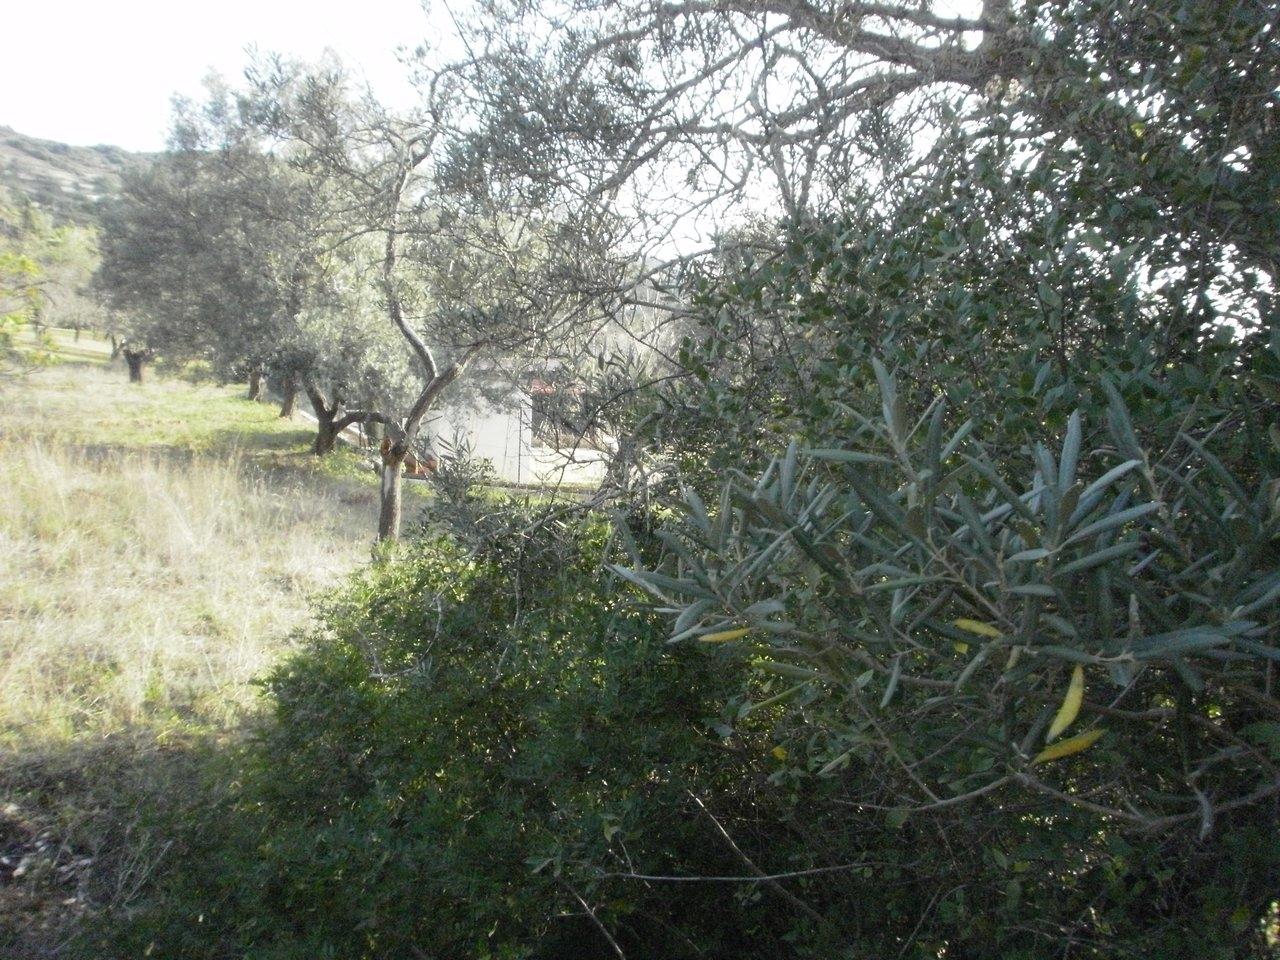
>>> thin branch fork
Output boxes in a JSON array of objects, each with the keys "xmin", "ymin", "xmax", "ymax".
[
  {"xmin": 686, "ymin": 791, "xmax": 831, "ymax": 928},
  {"xmin": 558, "ymin": 879, "xmax": 627, "ymax": 960}
]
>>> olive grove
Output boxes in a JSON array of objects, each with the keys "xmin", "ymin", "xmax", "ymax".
[{"xmin": 79, "ymin": 1, "xmax": 1280, "ymax": 956}]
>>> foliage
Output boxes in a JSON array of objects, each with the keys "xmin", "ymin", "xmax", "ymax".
[
  {"xmin": 643, "ymin": 112, "xmax": 1261, "ymax": 481},
  {"xmin": 1018, "ymin": 0, "xmax": 1280, "ymax": 281},
  {"xmin": 0, "ymin": 185, "xmax": 97, "ymax": 369},
  {"xmin": 624, "ymin": 355, "xmax": 1280, "ymax": 941},
  {"xmin": 89, "ymin": 509, "xmax": 797, "ymax": 959},
  {"xmin": 0, "ymin": 193, "xmax": 45, "ymax": 328},
  {"xmin": 591, "ymin": 17, "xmax": 1280, "ymax": 951},
  {"xmin": 586, "ymin": 3, "xmax": 1280, "ymax": 950},
  {"xmin": 95, "ymin": 84, "xmax": 415, "ymax": 418},
  {"xmin": 462, "ymin": 0, "xmax": 1279, "ymax": 291},
  {"xmin": 81, "ymin": 462, "xmax": 1280, "ymax": 958},
  {"xmin": 13, "ymin": 1, "xmax": 1280, "ymax": 956}
]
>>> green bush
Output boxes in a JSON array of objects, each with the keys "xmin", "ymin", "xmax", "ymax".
[
  {"xmin": 88, "ymin": 473, "xmax": 1280, "ymax": 959},
  {"xmin": 624, "ymin": 366, "xmax": 1280, "ymax": 954},
  {"xmin": 606, "ymin": 76, "xmax": 1280, "ymax": 953},
  {"xmin": 605, "ymin": 122, "xmax": 1280, "ymax": 950},
  {"xmin": 86, "ymin": 166, "xmax": 1280, "ymax": 960},
  {"xmin": 91, "ymin": 505, "xmax": 869, "ymax": 958}
]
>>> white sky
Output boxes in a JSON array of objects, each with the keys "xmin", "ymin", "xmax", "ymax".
[{"xmin": 1, "ymin": 0, "xmax": 442, "ymax": 151}]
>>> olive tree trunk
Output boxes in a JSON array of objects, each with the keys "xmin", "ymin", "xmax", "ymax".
[
  {"xmin": 378, "ymin": 443, "xmax": 408, "ymax": 541},
  {"xmin": 123, "ymin": 348, "xmax": 147, "ymax": 384},
  {"xmin": 279, "ymin": 375, "xmax": 298, "ymax": 418},
  {"xmin": 305, "ymin": 382, "xmax": 342, "ymax": 455},
  {"xmin": 313, "ymin": 409, "xmax": 340, "ymax": 455},
  {"xmin": 247, "ymin": 369, "xmax": 264, "ymax": 401}
]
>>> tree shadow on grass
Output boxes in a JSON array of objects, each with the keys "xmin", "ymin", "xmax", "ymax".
[
  {"xmin": 0, "ymin": 727, "xmax": 241, "ymax": 959},
  {"xmin": 28, "ymin": 430, "xmax": 380, "ymax": 501}
]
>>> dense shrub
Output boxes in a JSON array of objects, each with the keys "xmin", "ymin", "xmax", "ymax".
[
  {"xmin": 605, "ymin": 107, "xmax": 1280, "ymax": 959},
  {"xmin": 599, "ymin": 41, "xmax": 1280, "ymax": 948},
  {"xmin": 87, "ymin": 470, "xmax": 1280, "ymax": 959},
  {"xmin": 90, "ymin": 505, "xmax": 873, "ymax": 958},
  {"xmin": 625, "ymin": 370, "xmax": 1280, "ymax": 956}
]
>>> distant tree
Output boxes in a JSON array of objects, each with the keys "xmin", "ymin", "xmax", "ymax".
[
  {"xmin": 0, "ymin": 188, "xmax": 43, "ymax": 330},
  {"xmin": 0, "ymin": 195, "xmax": 44, "ymax": 374},
  {"xmin": 0, "ymin": 185, "xmax": 94, "ymax": 371},
  {"xmin": 96, "ymin": 85, "xmax": 414, "ymax": 434},
  {"xmin": 36, "ymin": 221, "xmax": 98, "ymax": 339}
]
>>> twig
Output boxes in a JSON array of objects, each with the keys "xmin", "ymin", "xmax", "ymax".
[
  {"xmin": 559, "ymin": 879, "xmax": 626, "ymax": 960},
  {"xmin": 596, "ymin": 861, "xmax": 877, "ymax": 882},
  {"xmin": 687, "ymin": 792, "xmax": 830, "ymax": 928},
  {"xmin": 840, "ymin": 774, "xmax": 1013, "ymax": 813}
]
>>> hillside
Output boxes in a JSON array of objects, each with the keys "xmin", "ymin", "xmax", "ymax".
[{"xmin": 0, "ymin": 127, "xmax": 149, "ymax": 225}]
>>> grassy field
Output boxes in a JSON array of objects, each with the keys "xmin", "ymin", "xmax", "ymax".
[{"xmin": 0, "ymin": 331, "xmax": 385, "ymax": 954}]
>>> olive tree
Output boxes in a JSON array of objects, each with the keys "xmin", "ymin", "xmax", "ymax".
[
  {"xmin": 96, "ymin": 87, "xmax": 414, "ymax": 440},
  {"xmin": 472, "ymin": 0, "xmax": 1276, "ymax": 263},
  {"xmin": 247, "ymin": 56, "xmax": 629, "ymax": 540},
  {"xmin": 421, "ymin": 0, "xmax": 1280, "ymax": 949}
]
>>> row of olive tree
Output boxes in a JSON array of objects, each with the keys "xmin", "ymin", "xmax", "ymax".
[{"xmin": 95, "ymin": 57, "xmax": 629, "ymax": 539}]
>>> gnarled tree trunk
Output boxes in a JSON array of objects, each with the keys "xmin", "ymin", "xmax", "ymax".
[
  {"xmin": 314, "ymin": 416, "xmax": 340, "ymax": 455},
  {"xmin": 279, "ymin": 374, "xmax": 298, "ymax": 418},
  {"xmin": 305, "ymin": 381, "xmax": 341, "ymax": 455},
  {"xmin": 247, "ymin": 369, "xmax": 264, "ymax": 401},
  {"xmin": 123, "ymin": 348, "xmax": 148, "ymax": 384}
]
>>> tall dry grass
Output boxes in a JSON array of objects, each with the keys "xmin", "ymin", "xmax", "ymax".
[
  {"xmin": 0, "ymin": 439, "xmax": 370, "ymax": 742},
  {"xmin": 0, "ymin": 351, "xmax": 381, "ymax": 747}
]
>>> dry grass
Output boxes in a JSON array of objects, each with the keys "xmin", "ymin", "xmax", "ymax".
[
  {"xmin": 0, "ymin": 351, "xmax": 375, "ymax": 744},
  {"xmin": 0, "ymin": 333, "xmax": 379, "ymax": 954},
  {"xmin": 0, "ymin": 440, "xmax": 368, "ymax": 741}
]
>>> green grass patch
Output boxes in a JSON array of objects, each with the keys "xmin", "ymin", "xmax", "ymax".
[{"xmin": 6, "ymin": 328, "xmax": 397, "ymax": 494}]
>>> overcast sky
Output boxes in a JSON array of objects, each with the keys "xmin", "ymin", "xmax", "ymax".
[{"xmin": 1, "ymin": 0, "xmax": 440, "ymax": 151}]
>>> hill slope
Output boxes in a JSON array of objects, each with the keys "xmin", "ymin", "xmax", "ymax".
[{"xmin": 0, "ymin": 127, "xmax": 149, "ymax": 225}]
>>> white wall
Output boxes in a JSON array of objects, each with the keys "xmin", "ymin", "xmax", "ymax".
[
  {"xmin": 426, "ymin": 391, "xmax": 608, "ymax": 487},
  {"xmin": 425, "ymin": 393, "xmax": 529, "ymax": 482}
]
